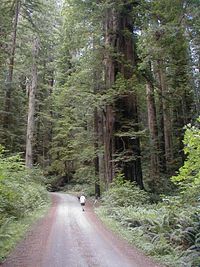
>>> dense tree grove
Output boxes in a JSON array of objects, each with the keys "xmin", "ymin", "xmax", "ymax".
[
  {"xmin": 0, "ymin": 0, "xmax": 199, "ymax": 191},
  {"xmin": 0, "ymin": 0, "xmax": 200, "ymax": 265}
]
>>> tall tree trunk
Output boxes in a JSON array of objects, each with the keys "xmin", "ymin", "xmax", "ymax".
[
  {"xmin": 157, "ymin": 61, "xmax": 173, "ymax": 171},
  {"xmin": 114, "ymin": 1, "xmax": 143, "ymax": 188},
  {"xmin": 146, "ymin": 79, "xmax": 160, "ymax": 189},
  {"xmin": 25, "ymin": 37, "xmax": 39, "ymax": 168},
  {"xmin": 196, "ymin": 54, "xmax": 200, "ymax": 115},
  {"xmin": 157, "ymin": 79, "xmax": 166, "ymax": 173},
  {"xmin": 98, "ymin": 111, "xmax": 105, "ymax": 186},
  {"xmin": 103, "ymin": 6, "xmax": 116, "ymax": 185},
  {"xmin": 92, "ymin": 34, "xmax": 103, "ymax": 196},
  {"xmin": 103, "ymin": 1, "xmax": 143, "ymax": 188},
  {"xmin": 94, "ymin": 107, "xmax": 100, "ymax": 197},
  {"xmin": 103, "ymin": 105, "xmax": 115, "ymax": 185},
  {"xmin": 93, "ymin": 53, "xmax": 100, "ymax": 196},
  {"xmin": 3, "ymin": 0, "xmax": 20, "ymax": 146}
]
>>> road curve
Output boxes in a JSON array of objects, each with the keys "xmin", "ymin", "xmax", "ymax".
[{"xmin": 1, "ymin": 193, "xmax": 162, "ymax": 267}]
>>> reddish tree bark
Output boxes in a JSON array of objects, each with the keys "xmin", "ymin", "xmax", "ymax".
[
  {"xmin": 146, "ymin": 79, "xmax": 160, "ymax": 189},
  {"xmin": 103, "ymin": 6, "xmax": 117, "ymax": 185},
  {"xmin": 103, "ymin": 1, "xmax": 143, "ymax": 188}
]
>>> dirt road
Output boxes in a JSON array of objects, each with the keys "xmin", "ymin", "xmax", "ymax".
[{"xmin": 1, "ymin": 193, "xmax": 162, "ymax": 267}]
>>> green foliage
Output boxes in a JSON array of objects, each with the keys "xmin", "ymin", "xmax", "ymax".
[
  {"xmin": 180, "ymin": 213, "xmax": 200, "ymax": 267},
  {"xmin": 0, "ymin": 147, "xmax": 49, "ymax": 225},
  {"xmin": 0, "ymin": 0, "xmax": 199, "ymax": 265},
  {"xmin": 0, "ymin": 203, "xmax": 50, "ymax": 262},
  {"xmin": 172, "ymin": 120, "xmax": 200, "ymax": 186},
  {"xmin": 102, "ymin": 173, "xmax": 150, "ymax": 207},
  {"xmin": 67, "ymin": 182, "xmax": 95, "ymax": 197},
  {"xmin": 0, "ymin": 147, "xmax": 49, "ymax": 261},
  {"xmin": 48, "ymin": 0, "xmax": 103, "ymax": 188},
  {"xmin": 170, "ymin": 119, "xmax": 200, "ymax": 211},
  {"xmin": 97, "ymin": 193, "xmax": 200, "ymax": 267},
  {"xmin": 97, "ymin": 205, "xmax": 182, "ymax": 267},
  {"xmin": 98, "ymin": 143, "xmax": 200, "ymax": 267}
]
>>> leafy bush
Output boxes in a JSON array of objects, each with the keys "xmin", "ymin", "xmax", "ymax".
[
  {"xmin": 0, "ymin": 146, "xmax": 49, "ymax": 261},
  {"xmin": 102, "ymin": 173, "xmax": 150, "ymax": 207},
  {"xmin": 171, "ymin": 120, "xmax": 200, "ymax": 188},
  {"xmin": 97, "ymin": 120, "xmax": 200, "ymax": 267},
  {"xmin": 0, "ymin": 146, "xmax": 49, "ymax": 224},
  {"xmin": 180, "ymin": 213, "xmax": 200, "ymax": 267},
  {"xmin": 97, "ymin": 199, "xmax": 200, "ymax": 266}
]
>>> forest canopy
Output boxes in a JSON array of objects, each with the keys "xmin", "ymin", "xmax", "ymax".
[{"xmin": 0, "ymin": 0, "xmax": 199, "ymax": 192}]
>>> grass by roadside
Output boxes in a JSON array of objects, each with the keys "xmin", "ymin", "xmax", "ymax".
[
  {"xmin": 0, "ymin": 149, "xmax": 51, "ymax": 263},
  {"xmin": 0, "ymin": 198, "xmax": 50, "ymax": 263},
  {"xmin": 59, "ymin": 178, "xmax": 200, "ymax": 267},
  {"xmin": 95, "ymin": 206, "xmax": 182, "ymax": 267}
]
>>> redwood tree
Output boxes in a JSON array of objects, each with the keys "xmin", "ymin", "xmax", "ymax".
[
  {"xmin": 25, "ymin": 36, "xmax": 39, "ymax": 168},
  {"xmin": 103, "ymin": 1, "xmax": 144, "ymax": 188}
]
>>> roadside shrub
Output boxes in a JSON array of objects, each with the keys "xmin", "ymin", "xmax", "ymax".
[
  {"xmin": 171, "ymin": 120, "xmax": 200, "ymax": 202},
  {"xmin": 0, "ymin": 146, "xmax": 49, "ymax": 225},
  {"xmin": 0, "ymin": 146, "xmax": 50, "ymax": 261},
  {"xmin": 180, "ymin": 212, "xmax": 200, "ymax": 267},
  {"xmin": 97, "ymin": 120, "xmax": 200, "ymax": 267},
  {"xmin": 102, "ymin": 173, "xmax": 150, "ymax": 207}
]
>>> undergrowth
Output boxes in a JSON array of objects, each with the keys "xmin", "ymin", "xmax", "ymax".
[
  {"xmin": 0, "ymin": 203, "xmax": 50, "ymax": 262},
  {"xmin": 96, "ymin": 174, "xmax": 200, "ymax": 267},
  {"xmin": 0, "ymin": 146, "xmax": 50, "ymax": 261},
  {"xmin": 96, "ymin": 121, "xmax": 200, "ymax": 267}
]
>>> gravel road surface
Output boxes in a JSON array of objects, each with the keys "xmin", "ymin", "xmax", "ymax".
[{"xmin": 1, "ymin": 193, "xmax": 162, "ymax": 267}]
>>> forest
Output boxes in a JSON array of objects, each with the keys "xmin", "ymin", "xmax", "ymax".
[{"xmin": 0, "ymin": 0, "xmax": 200, "ymax": 266}]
